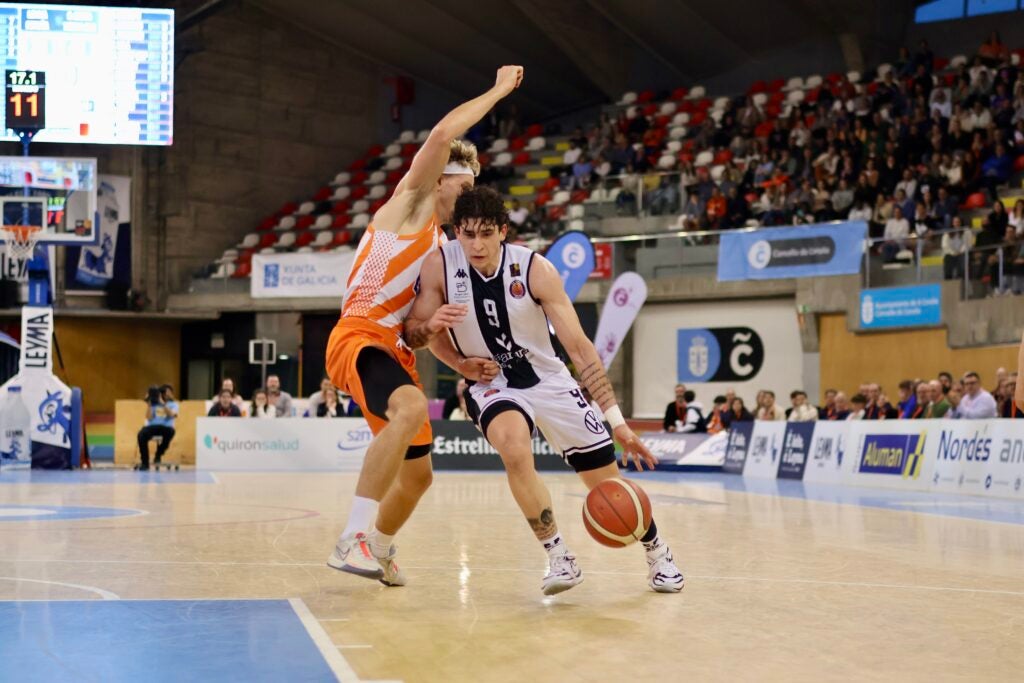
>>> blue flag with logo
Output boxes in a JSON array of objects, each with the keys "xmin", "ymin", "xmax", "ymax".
[
  {"xmin": 717, "ymin": 222, "xmax": 867, "ymax": 281},
  {"xmin": 544, "ymin": 231, "xmax": 595, "ymax": 301}
]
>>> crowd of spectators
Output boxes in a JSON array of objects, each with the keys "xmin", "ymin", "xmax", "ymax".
[
  {"xmin": 205, "ymin": 375, "xmax": 361, "ymax": 419},
  {"xmin": 664, "ymin": 367, "xmax": 1021, "ymax": 433}
]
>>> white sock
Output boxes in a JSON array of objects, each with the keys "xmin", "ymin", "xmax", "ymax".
[
  {"xmin": 539, "ymin": 532, "xmax": 567, "ymax": 558},
  {"xmin": 643, "ymin": 534, "xmax": 665, "ymax": 555},
  {"xmin": 340, "ymin": 496, "xmax": 378, "ymax": 538},
  {"xmin": 370, "ymin": 527, "xmax": 394, "ymax": 556}
]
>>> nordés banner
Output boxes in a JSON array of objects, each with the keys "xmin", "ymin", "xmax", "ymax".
[
  {"xmin": 717, "ymin": 222, "xmax": 867, "ymax": 281},
  {"xmin": 252, "ymin": 250, "xmax": 356, "ymax": 298}
]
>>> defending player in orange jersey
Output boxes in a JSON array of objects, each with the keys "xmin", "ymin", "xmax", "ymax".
[
  {"xmin": 1017, "ymin": 330, "xmax": 1023, "ymax": 412},
  {"xmin": 325, "ymin": 66, "xmax": 523, "ymax": 585}
]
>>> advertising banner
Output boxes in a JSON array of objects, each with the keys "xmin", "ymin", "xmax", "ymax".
[
  {"xmin": 743, "ymin": 421, "xmax": 787, "ymax": 478},
  {"xmin": 75, "ymin": 175, "xmax": 128, "ymax": 287},
  {"xmin": 777, "ymin": 421, "xmax": 816, "ymax": 480},
  {"xmin": 594, "ymin": 272, "xmax": 647, "ymax": 368},
  {"xmin": 196, "ymin": 417, "xmax": 372, "ymax": 471},
  {"xmin": 543, "ymin": 231, "xmax": 595, "ymax": 301},
  {"xmin": 251, "ymin": 250, "xmax": 356, "ymax": 298},
  {"xmin": 717, "ymin": 222, "xmax": 867, "ymax": 281},
  {"xmin": 859, "ymin": 284, "xmax": 942, "ymax": 330},
  {"xmin": 981, "ymin": 420, "xmax": 1024, "ymax": 500},
  {"xmin": 590, "ymin": 242, "xmax": 613, "ymax": 279},
  {"xmin": 722, "ymin": 421, "xmax": 754, "ymax": 474},
  {"xmin": 841, "ymin": 420, "xmax": 932, "ymax": 491},
  {"xmin": 802, "ymin": 420, "xmax": 849, "ymax": 484},
  {"xmin": 638, "ymin": 431, "xmax": 727, "ymax": 469},
  {"xmin": 429, "ymin": 419, "xmax": 568, "ymax": 471}
]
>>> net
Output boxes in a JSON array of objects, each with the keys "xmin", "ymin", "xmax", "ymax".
[{"xmin": 1, "ymin": 225, "xmax": 42, "ymax": 277}]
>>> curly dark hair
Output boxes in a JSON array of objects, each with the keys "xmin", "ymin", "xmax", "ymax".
[{"xmin": 452, "ymin": 186, "xmax": 510, "ymax": 228}]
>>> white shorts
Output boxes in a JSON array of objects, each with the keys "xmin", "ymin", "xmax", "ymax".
[{"xmin": 468, "ymin": 373, "xmax": 615, "ymax": 472}]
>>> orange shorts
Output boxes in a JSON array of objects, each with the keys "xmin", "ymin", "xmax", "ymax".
[{"xmin": 325, "ymin": 317, "xmax": 432, "ymax": 448}]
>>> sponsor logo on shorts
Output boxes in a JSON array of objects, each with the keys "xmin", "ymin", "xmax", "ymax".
[
  {"xmin": 509, "ymin": 279, "xmax": 526, "ymax": 299},
  {"xmin": 584, "ymin": 410, "xmax": 604, "ymax": 435},
  {"xmin": 483, "ymin": 389, "xmax": 500, "ymax": 398}
]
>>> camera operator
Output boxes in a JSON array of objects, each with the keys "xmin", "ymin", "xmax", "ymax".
[{"xmin": 137, "ymin": 384, "xmax": 178, "ymax": 470}]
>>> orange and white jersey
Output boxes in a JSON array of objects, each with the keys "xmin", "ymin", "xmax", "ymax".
[{"xmin": 341, "ymin": 217, "xmax": 446, "ymax": 334}]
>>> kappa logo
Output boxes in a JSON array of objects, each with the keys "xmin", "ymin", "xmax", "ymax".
[{"xmin": 455, "ymin": 268, "xmax": 468, "ymax": 279}]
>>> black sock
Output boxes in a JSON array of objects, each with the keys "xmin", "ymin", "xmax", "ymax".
[{"xmin": 640, "ymin": 519, "xmax": 659, "ymax": 548}]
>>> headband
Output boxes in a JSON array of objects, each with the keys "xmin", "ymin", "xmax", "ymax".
[{"xmin": 443, "ymin": 162, "xmax": 477, "ymax": 177}]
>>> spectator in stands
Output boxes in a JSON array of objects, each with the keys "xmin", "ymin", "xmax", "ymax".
[
  {"xmin": 830, "ymin": 392, "xmax": 852, "ymax": 420},
  {"xmin": 818, "ymin": 389, "xmax": 838, "ymax": 420},
  {"xmin": 881, "ymin": 205, "xmax": 910, "ymax": 263},
  {"xmin": 847, "ymin": 394, "xmax": 867, "ymax": 420},
  {"xmin": 907, "ymin": 382, "xmax": 930, "ymax": 419},
  {"xmin": 945, "ymin": 384, "xmax": 965, "ymax": 419},
  {"xmin": 307, "ymin": 377, "xmax": 337, "ymax": 417},
  {"xmin": 942, "ymin": 216, "xmax": 973, "ymax": 280},
  {"xmin": 1008, "ymin": 200, "xmax": 1024, "ymax": 238},
  {"xmin": 706, "ymin": 186, "xmax": 727, "ymax": 228},
  {"xmin": 508, "ymin": 200, "xmax": 528, "ymax": 229},
  {"xmin": 449, "ymin": 386, "xmax": 470, "ymax": 421},
  {"xmin": 569, "ymin": 153, "xmax": 593, "ymax": 191},
  {"xmin": 981, "ymin": 144, "xmax": 1012, "ymax": 196},
  {"xmin": 137, "ymin": 384, "xmax": 178, "ymax": 471},
  {"xmin": 251, "ymin": 389, "xmax": 275, "ymax": 419},
  {"xmin": 649, "ymin": 175, "xmax": 679, "ymax": 216},
  {"xmin": 832, "ymin": 179, "xmax": 855, "ymax": 216},
  {"xmin": 663, "ymin": 384, "xmax": 687, "ymax": 432},
  {"xmin": 959, "ymin": 371, "xmax": 998, "ymax": 418},
  {"xmin": 443, "ymin": 378, "xmax": 468, "ymax": 419},
  {"xmin": 722, "ymin": 397, "xmax": 754, "ymax": 428},
  {"xmin": 707, "ymin": 395, "xmax": 728, "ymax": 434},
  {"xmin": 992, "ymin": 367, "xmax": 1008, "ymax": 396},
  {"xmin": 208, "ymin": 389, "xmax": 242, "ymax": 417},
  {"xmin": 896, "ymin": 380, "xmax": 917, "ymax": 418},
  {"xmin": 938, "ymin": 371, "xmax": 954, "ymax": 395},
  {"xmin": 1001, "ymin": 376, "xmax": 1022, "ymax": 418},
  {"xmin": 317, "ymin": 388, "xmax": 345, "ymax": 418},
  {"xmin": 680, "ymin": 390, "xmax": 706, "ymax": 432},
  {"xmin": 978, "ymin": 30, "xmax": 1009, "ymax": 67},
  {"xmin": 848, "ymin": 198, "xmax": 873, "ymax": 222},
  {"xmin": 924, "ymin": 380, "xmax": 951, "ymax": 418},
  {"xmin": 212, "ymin": 378, "xmax": 247, "ymax": 416},
  {"xmin": 786, "ymin": 391, "xmax": 818, "ymax": 422},
  {"xmin": 678, "ymin": 192, "xmax": 705, "ymax": 231},
  {"xmin": 265, "ymin": 375, "xmax": 293, "ymax": 417},
  {"xmin": 864, "ymin": 383, "xmax": 896, "ymax": 419},
  {"xmin": 756, "ymin": 390, "xmax": 785, "ymax": 421}
]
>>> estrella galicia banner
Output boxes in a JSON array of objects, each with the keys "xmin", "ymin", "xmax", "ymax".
[
  {"xmin": 717, "ymin": 221, "xmax": 867, "ymax": 281},
  {"xmin": 777, "ymin": 422, "xmax": 815, "ymax": 479},
  {"xmin": 676, "ymin": 327, "xmax": 764, "ymax": 383},
  {"xmin": 544, "ymin": 230, "xmax": 595, "ymax": 302},
  {"xmin": 859, "ymin": 284, "xmax": 941, "ymax": 329},
  {"xmin": 722, "ymin": 421, "xmax": 754, "ymax": 474}
]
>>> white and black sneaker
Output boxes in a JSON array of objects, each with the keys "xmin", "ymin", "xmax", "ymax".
[
  {"xmin": 327, "ymin": 532, "xmax": 384, "ymax": 581},
  {"xmin": 367, "ymin": 531, "xmax": 407, "ymax": 587},
  {"xmin": 542, "ymin": 552, "xmax": 583, "ymax": 595},
  {"xmin": 646, "ymin": 546, "xmax": 684, "ymax": 593}
]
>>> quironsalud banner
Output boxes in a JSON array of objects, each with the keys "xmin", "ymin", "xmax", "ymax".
[
  {"xmin": 544, "ymin": 231, "xmax": 595, "ymax": 301},
  {"xmin": 717, "ymin": 221, "xmax": 867, "ymax": 281},
  {"xmin": 594, "ymin": 272, "xmax": 647, "ymax": 368}
]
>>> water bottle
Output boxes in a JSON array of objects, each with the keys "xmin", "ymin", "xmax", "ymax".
[{"xmin": 0, "ymin": 386, "xmax": 32, "ymax": 470}]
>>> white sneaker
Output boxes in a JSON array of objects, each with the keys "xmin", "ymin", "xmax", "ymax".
[
  {"xmin": 542, "ymin": 552, "xmax": 583, "ymax": 595},
  {"xmin": 647, "ymin": 546, "xmax": 684, "ymax": 593},
  {"xmin": 327, "ymin": 532, "xmax": 384, "ymax": 581},
  {"xmin": 367, "ymin": 531, "xmax": 407, "ymax": 587}
]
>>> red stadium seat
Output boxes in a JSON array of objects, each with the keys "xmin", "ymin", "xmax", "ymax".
[
  {"xmin": 348, "ymin": 158, "xmax": 366, "ymax": 172},
  {"xmin": 689, "ymin": 111, "xmax": 707, "ymax": 126},
  {"xmin": 767, "ymin": 79, "xmax": 785, "ymax": 93},
  {"xmin": 369, "ymin": 198, "xmax": 387, "ymax": 213},
  {"xmin": 332, "ymin": 213, "xmax": 351, "ymax": 229},
  {"xmin": 238, "ymin": 249, "xmax": 255, "ymax": 264},
  {"xmin": 642, "ymin": 103, "xmax": 658, "ymax": 117},
  {"xmin": 257, "ymin": 216, "xmax": 276, "ymax": 232},
  {"xmin": 510, "ymin": 136, "xmax": 527, "ymax": 151},
  {"xmin": 695, "ymin": 98, "xmax": 712, "ymax": 112},
  {"xmin": 636, "ymin": 90, "xmax": 655, "ymax": 103},
  {"xmin": 295, "ymin": 215, "xmax": 315, "ymax": 230},
  {"xmin": 713, "ymin": 149, "xmax": 733, "ymax": 165},
  {"xmin": 825, "ymin": 72, "xmax": 842, "ymax": 84},
  {"xmin": 512, "ymin": 151, "xmax": 531, "ymax": 165},
  {"xmin": 933, "ymin": 56, "xmax": 949, "ymax": 71},
  {"xmin": 333, "ymin": 230, "xmax": 352, "ymax": 246},
  {"xmin": 312, "ymin": 186, "xmax": 332, "ymax": 202},
  {"xmin": 654, "ymin": 115, "xmax": 671, "ymax": 128},
  {"xmin": 744, "ymin": 192, "xmax": 759, "ymax": 204},
  {"xmin": 754, "ymin": 121, "xmax": 774, "ymax": 138},
  {"xmin": 769, "ymin": 91, "xmax": 785, "ymax": 104},
  {"xmin": 349, "ymin": 185, "xmax": 368, "ymax": 200},
  {"xmin": 547, "ymin": 205, "xmax": 566, "ymax": 220},
  {"xmin": 1014, "ymin": 155, "xmax": 1024, "ymax": 172},
  {"xmin": 231, "ymin": 261, "xmax": 251, "ymax": 279},
  {"xmin": 962, "ymin": 192, "xmax": 987, "ymax": 209},
  {"xmin": 258, "ymin": 232, "xmax": 277, "ymax": 249},
  {"xmin": 677, "ymin": 151, "xmax": 694, "ymax": 165},
  {"xmin": 748, "ymin": 80, "xmax": 767, "ymax": 94},
  {"xmin": 366, "ymin": 144, "xmax": 384, "ymax": 157},
  {"xmin": 535, "ymin": 191, "xmax": 552, "ymax": 207},
  {"xmin": 295, "ymin": 231, "xmax": 315, "ymax": 248},
  {"xmin": 401, "ymin": 143, "xmax": 419, "ymax": 156},
  {"xmin": 350, "ymin": 171, "xmax": 368, "ymax": 185},
  {"xmin": 765, "ymin": 103, "xmax": 781, "ymax": 119},
  {"xmin": 866, "ymin": 81, "xmax": 878, "ymax": 95},
  {"xmin": 279, "ymin": 202, "xmax": 298, "ymax": 215},
  {"xmin": 541, "ymin": 177, "xmax": 559, "ymax": 191},
  {"xmin": 386, "ymin": 169, "xmax": 404, "ymax": 185},
  {"xmin": 477, "ymin": 152, "xmax": 491, "ymax": 168},
  {"xmin": 671, "ymin": 87, "xmax": 688, "ymax": 101},
  {"xmin": 805, "ymin": 87, "xmax": 820, "ymax": 104},
  {"xmin": 682, "ymin": 139, "xmax": 696, "ymax": 153},
  {"xmin": 330, "ymin": 200, "xmax": 350, "ymax": 215},
  {"xmin": 570, "ymin": 190, "xmax": 589, "ymax": 204},
  {"xmin": 526, "ymin": 123, "xmax": 543, "ymax": 137}
]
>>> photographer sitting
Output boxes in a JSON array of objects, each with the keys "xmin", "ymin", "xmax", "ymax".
[
  {"xmin": 207, "ymin": 388, "xmax": 242, "ymax": 417},
  {"xmin": 137, "ymin": 384, "xmax": 178, "ymax": 470}
]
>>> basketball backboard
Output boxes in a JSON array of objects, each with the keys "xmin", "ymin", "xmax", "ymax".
[{"xmin": 0, "ymin": 156, "xmax": 98, "ymax": 245}]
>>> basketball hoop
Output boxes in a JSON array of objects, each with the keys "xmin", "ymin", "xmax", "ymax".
[{"xmin": 1, "ymin": 225, "xmax": 42, "ymax": 273}]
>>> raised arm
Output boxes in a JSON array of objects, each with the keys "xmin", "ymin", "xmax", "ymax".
[
  {"xmin": 530, "ymin": 255, "xmax": 656, "ymax": 470},
  {"xmin": 373, "ymin": 66, "xmax": 523, "ymax": 233}
]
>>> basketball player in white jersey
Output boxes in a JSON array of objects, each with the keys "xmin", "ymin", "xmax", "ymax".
[
  {"xmin": 405, "ymin": 187, "xmax": 684, "ymax": 594},
  {"xmin": 325, "ymin": 67, "xmax": 522, "ymax": 585}
]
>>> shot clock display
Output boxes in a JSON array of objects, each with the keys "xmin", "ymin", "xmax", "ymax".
[{"xmin": 0, "ymin": 3, "xmax": 174, "ymax": 146}]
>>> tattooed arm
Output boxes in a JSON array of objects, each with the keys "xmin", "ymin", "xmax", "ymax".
[{"xmin": 529, "ymin": 255, "xmax": 657, "ymax": 470}]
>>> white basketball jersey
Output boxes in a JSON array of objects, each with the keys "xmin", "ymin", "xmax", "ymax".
[{"xmin": 440, "ymin": 241, "xmax": 570, "ymax": 389}]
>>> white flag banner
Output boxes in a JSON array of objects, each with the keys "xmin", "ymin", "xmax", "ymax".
[
  {"xmin": 594, "ymin": 272, "xmax": 647, "ymax": 368},
  {"xmin": 75, "ymin": 175, "xmax": 128, "ymax": 287},
  {"xmin": 251, "ymin": 250, "xmax": 356, "ymax": 298}
]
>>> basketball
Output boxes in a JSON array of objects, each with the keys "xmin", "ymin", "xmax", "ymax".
[{"xmin": 582, "ymin": 478, "xmax": 652, "ymax": 548}]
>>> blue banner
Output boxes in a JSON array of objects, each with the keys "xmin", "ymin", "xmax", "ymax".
[
  {"xmin": 722, "ymin": 422, "xmax": 754, "ymax": 474},
  {"xmin": 859, "ymin": 284, "xmax": 942, "ymax": 329},
  {"xmin": 717, "ymin": 222, "xmax": 867, "ymax": 281},
  {"xmin": 544, "ymin": 231, "xmax": 595, "ymax": 301},
  {"xmin": 777, "ymin": 422, "xmax": 815, "ymax": 480}
]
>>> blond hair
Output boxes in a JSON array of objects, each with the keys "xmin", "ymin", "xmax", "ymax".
[{"xmin": 448, "ymin": 139, "xmax": 480, "ymax": 176}]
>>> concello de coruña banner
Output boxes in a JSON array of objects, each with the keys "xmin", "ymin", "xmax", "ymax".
[{"xmin": 594, "ymin": 272, "xmax": 647, "ymax": 368}]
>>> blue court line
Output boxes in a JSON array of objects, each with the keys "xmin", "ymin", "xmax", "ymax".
[
  {"xmin": 0, "ymin": 504, "xmax": 145, "ymax": 522},
  {"xmin": 0, "ymin": 600, "xmax": 338, "ymax": 682},
  {"xmin": 631, "ymin": 471, "xmax": 1024, "ymax": 526},
  {"xmin": 0, "ymin": 470, "xmax": 216, "ymax": 485}
]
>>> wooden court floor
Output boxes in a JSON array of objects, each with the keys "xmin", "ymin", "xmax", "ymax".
[{"xmin": 1, "ymin": 469, "xmax": 1023, "ymax": 682}]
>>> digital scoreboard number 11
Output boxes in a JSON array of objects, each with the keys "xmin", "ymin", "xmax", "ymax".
[{"xmin": 5, "ymin": 70, "xmax": 46, "ymax": 130}]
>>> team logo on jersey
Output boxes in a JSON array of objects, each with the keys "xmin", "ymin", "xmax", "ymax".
[
  {"xmin": 510, "ymin": 263, "xmax": 522, "ymax": 277},
  {"xmin": 455, "ymin": 268, "xmax": 468, "ymax": 279},
  {"xmin": 483, "ymin": 389, "xmax": 501, "ymax": 398},
  {"xmin": 509, "ymin": 279, "xmax": 526, "ymax": 299}
]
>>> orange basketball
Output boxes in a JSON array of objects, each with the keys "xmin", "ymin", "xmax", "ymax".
[{"xmin": 582, "ymin": 478, "xmax": 652, "ymax": 548}]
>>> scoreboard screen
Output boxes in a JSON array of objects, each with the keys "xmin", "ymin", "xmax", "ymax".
[{"xmin": 0, "ymin": 3, "xmax": 174, "ymax": 146}]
